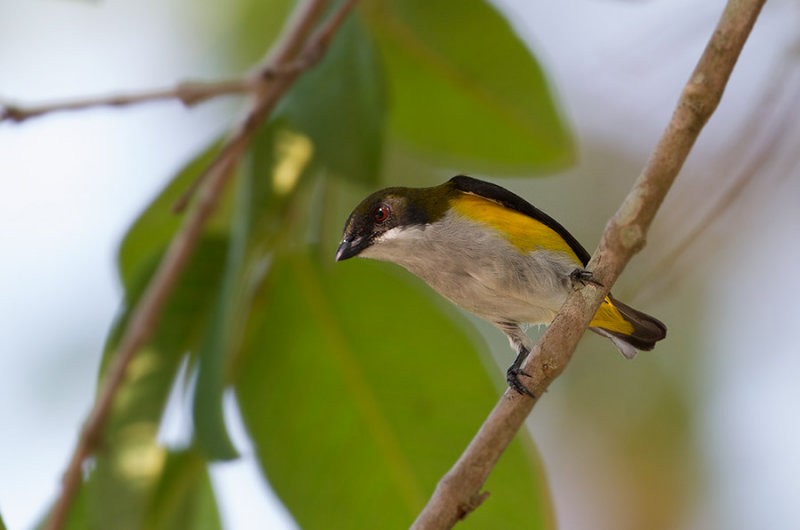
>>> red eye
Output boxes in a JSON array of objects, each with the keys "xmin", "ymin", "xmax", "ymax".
[{"xmin": 373, "ymin": 205, "xmax": 390, "ymax": 223}]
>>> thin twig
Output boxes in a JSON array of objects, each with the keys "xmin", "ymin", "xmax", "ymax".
[
  {"xmin": 0, "ymin": 58, "xmax": 326, "ymax": 124},
  {"xmin": 0, "ymin": 78, "xmax": 254, "ymax": 123},
  {"xmin": 410, "ymin": 0, "xmax": 767, "ymax": 528},
  {"xmin": 42, "ymin": 1, "xmax": 358, "ymax": 530}
]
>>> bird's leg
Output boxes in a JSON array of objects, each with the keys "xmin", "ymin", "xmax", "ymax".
[
  {"xmin": 507, "ymin": 346, "xmax": 535, "ymax": 398},
  {"xmin": 496, "ymin": 322, "xmax": 536, "ymax": 398},
  {"xmin": 569, "ymin": 268, "xmax": 604, "ymax": 289}
]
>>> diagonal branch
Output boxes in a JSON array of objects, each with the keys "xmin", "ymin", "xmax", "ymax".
[
  {"xmin": 171, "ymin": 0, "xmax": 355, "ymax": 213},
  {"xmin": 410, "ymin": 0, "xmax": 767, "ymax": 528},
  {"xmin": 42, "ymin": 1, "xmax": 358, "ymax": 530}
]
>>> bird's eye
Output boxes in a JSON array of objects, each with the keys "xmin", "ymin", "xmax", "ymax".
[{"xmin": 373, "ymin": 204, "xmax": 390, "ymax": 223}]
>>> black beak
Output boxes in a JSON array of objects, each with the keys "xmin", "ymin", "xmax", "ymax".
[{"xmin": 335, "ymin": 236, "xmax": 369, "ymax": 262}]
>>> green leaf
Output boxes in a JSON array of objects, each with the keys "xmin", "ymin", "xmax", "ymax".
[
  {"xmin": 101, "ymin": 233, "xmax": 229, "ymax": 374},
  {"xmin": 191, "ymin": 118, "xmax": 293, "ymax": 461},
  {"xmin": 110, "ymin": 135, "xmax": 241, "ymax": 461},
  {"xmin": 34, "ymin": 484, "xmax": 89, "ymax": 530},
  {"xmin": 141, "ymin": 449, "xmax": 223, "ymax": 530},
  {"xmin": 192, "ymin": 167, "xmax": 256, "ymax": 461},
  {"xmin": 234, "ymin": 253, "xmax": 552, "ymax": 529},
  {"xmin": 80, "ymin": 236, "xmax": 228, "ymax": 530},
  {"xmin": 226, "ymin": 0, "xmax": 296, "ymax": 70},
  {"xmin": 362, "ymin": 0, "xmax": 573, "ymax": 175},
  {"xmin": 271, "ymin": 12, "xmax": 386, "ymax": 186},
  {"xmin": 194, "ymin": 22, "xmax": 388, "ymax": 450},
  {"xmin": 65, "ymin": 144, "xmax": 231, "ymax": 525},
  {"xmin": 55, "ymin": 448, "xmax": 222, "ymax": 530}
]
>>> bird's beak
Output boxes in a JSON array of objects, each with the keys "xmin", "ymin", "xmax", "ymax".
[{"xmin": 335, "ymin": 236, "xmax": 368, "ymax": 262}]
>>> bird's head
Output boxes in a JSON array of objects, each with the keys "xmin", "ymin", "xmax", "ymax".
[{"xmin": 335, "ymin": 184, "xmax": 450, "ymax": 262}]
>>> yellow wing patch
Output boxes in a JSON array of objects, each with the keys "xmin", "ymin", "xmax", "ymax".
[
  {"xmin": 451, "ymin": 193, "xmax": 583, "ymax": 264},
  {"xmin": 451, "ymin": 194, "xmax": 635, "ymax": 336}
]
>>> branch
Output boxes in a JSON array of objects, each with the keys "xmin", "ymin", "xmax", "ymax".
[
  {"xmin": 0, "ymin": 0, "xmax": 349, "ymax": 125},
  {"xmin": 0, "ymin": 78, "xmax": 254, "ymax": 123},
  {"xmin": 0, "ymin": 49, "xmax": 335, "ymax": 124},
  {"xmin": 410, "ymin": 0, "xmax": 767, "ymax": 528},
  {"xmin": 42, "ymin": 1, "xmax": 358, "ymax": 529}
]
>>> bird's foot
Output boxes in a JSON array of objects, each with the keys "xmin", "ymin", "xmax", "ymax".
[
  {"xmin": 506, "ymin": 366, "xmax": 535, "ymax": 398},
  {"xmin": 570, "ymin": 268, "xmax": 604, "ymax": 289}
]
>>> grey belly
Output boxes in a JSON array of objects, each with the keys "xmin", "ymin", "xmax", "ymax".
[
  {"xmin": 397, "ymin": 243, "xmax": 577, "ymax": 325},
  {"xmin": 361, "ymin": 215, "xmax": 582, "ymax": 326}
]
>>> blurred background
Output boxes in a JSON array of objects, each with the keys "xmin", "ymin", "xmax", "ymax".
[{"xmin": 1, "ymin": 0, "xmax": 798, "ymax": 529}]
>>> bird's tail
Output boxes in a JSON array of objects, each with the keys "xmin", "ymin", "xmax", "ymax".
[{"xmin": 589, "ymin": 295, "xmax": 667, "ymax": 359}]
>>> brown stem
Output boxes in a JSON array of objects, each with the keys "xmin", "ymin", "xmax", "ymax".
[
  {"xmin": 42, "ymin": 1, "xmax": 358, "ymax": 530},
  {"xmin": 0, "ymin": 79, "xmax": 254, "ymax": 124},
  {"xmin": 410, "ymin": 0, "xmax": 767, "ymax": 528},
  {"xmin": 0, "ymin": 0, "xmax": 343, "ymax": 125},
  {"xmin": 0, "ymin": 54, "xmax": 342, "ymax": 124}
]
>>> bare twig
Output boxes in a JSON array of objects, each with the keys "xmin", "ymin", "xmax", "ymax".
[
  {"xmin": 43, "ymin": 1, "xmax": 358, "ymax": 530},
  {"xmin": 0, "ymin": 57, "xmax": 328, "ymax": 124},
  {"xmin": 410, "ymin": 0, "xmax": 767, "ymax": 528},
  {"xmin": 0, "ymin": 78, "xmax": 253, "ymax": 123}
]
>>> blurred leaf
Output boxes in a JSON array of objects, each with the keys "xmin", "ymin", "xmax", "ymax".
[
  {"xmin": 58, "ymin": 447, "xmax": 222, "ymax": 530},
  {"xmin": 193, "ymin": 12, "xmax": 391, "ymax": 453},
  {"xmin": 101, "ymin": 234, "xmax": 229, "ymax": 373},
  {"xmin": 234, "ymin": 253, "xmax": 552, "ymax": 529},
  {"xmin": 110, "ymin": 134, "xmax": 241, "ymax": 460},
  {"xmin": 35, "ymin": 485, "xmax": 89, "ymax": 530},
  {"xmin": 362, "ymin": 0, "xmax": 573, "ymax": 175},
  {"xmin": 0, "ymin": 510, "xmax": 7, "ymax": 530},
  {"xmin": 192, "ymin": 168, "xmax": 257, "ymax": 461},
  {"xmin": 82, "ymin": 236, "xmax": 228, "ymax": 530},
  {"xmin": 272, "ymin": 12, "xmax": 386, "ymax": 185},
  {"xmin": 226, "ymin": 0, "xmax": 296, "ymax": 70},
  {"xmin": 141, "ymin": 449, "xmax": 223, "ymax": 530},
  {"xmin": 191, "ymin": 115, "xmax": 294, "ymax": 461}
]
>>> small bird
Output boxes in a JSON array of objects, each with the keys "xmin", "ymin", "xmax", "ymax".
[{"xmin": 335, "ymin": 175, "xmax": 666, "ymax": 397}]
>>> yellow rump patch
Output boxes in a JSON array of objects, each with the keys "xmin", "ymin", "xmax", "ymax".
[
  {"xmin": 590, "ymin": 298, "xmax": 635, "ymax": 335},
  {"xmin": 451, "ymin": 193, "xmax": 583, "ymax": 263}
]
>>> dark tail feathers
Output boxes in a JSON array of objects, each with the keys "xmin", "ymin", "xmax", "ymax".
[{"xmin": 591, "ymin": 295, "xmax": 667, "ymax": 359}]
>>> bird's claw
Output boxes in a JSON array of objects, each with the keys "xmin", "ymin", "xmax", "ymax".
[
  {"xmin": 506, "ymin": 367, "xmax": 535, "ymax": 398},
  {"xmin": 570, "ymin": 268, "xmax": 603, "ymax": 289}
]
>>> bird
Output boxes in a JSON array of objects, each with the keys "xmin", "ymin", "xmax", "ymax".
[{"xmin": 335, "ymin": 175, "xmax": 666, "ymax": 397}]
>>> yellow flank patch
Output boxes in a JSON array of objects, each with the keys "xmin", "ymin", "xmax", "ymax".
[
  {"xmin": 451, "ymin": 193, "xmax": 583, "ymax": 263},
  {"xmin": 590, "ymin": 298, "xmax": 635, "ymax": 335}
]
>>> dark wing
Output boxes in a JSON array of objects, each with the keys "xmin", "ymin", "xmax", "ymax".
[{"xmin": 448, "ymin": 175, "xmax": 591, "ymax": 265}]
